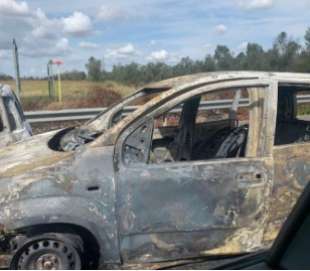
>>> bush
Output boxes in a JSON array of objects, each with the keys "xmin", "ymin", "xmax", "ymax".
[
  {"xmin": 21, "ymin": 96, "xmax": 52, "ymax": 111},
  {"xmin": 85, "ymin": 86, "xmax": 122, "ymax": 107}
]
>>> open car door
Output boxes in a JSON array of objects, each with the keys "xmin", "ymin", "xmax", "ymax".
[{"xmin": 0, "ymin": 84, "xmax": 32, "ymax": 147}]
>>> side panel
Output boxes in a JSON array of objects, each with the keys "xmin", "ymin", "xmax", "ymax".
[
  {"xmin": 0, "ymin": 146, "xmax": 120, "ymax": 265},
  {"xmin": 117, "ymin": 158, "xmax": 273, "ymax": 263},
  {"xmin": 264, "ymin": 144, "xmax": 310, "ymax": 245}
]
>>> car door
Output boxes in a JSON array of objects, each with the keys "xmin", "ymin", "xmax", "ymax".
[
  {"xmin": 264, "ymin": 81, "xmax": 310, "ymax": 245},
  {"xmin": 0, "ymin": 95, "xmax": 13, "ymax": 147},
  {"xmin": 115, "ymin": 82, "xmax": 274, "ymax": 263},
  {"xmin": 1, "ymin": 90, "xmax": 32, "ymax": 146}
]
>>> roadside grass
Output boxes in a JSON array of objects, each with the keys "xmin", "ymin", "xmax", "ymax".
[
  {"xmin": 0, "ymin": 80, "xmax": 135, "ymax": 110},
  {"xmin": 298, "ymin": 103, "xmax": 310, "ymax": 116}
]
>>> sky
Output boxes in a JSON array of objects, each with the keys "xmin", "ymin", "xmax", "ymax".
[{"xmin": 0, "ymin": 0, "xmax": 309, "ymax": 77}]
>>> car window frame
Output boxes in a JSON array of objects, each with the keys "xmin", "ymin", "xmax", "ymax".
[
  {"xmin": 273, "ymin": 82, "xmax": 310, "ymax": 149},
  {"xmin": 115, "ymin": 79, "xmax": 272, "ymax": 168}
]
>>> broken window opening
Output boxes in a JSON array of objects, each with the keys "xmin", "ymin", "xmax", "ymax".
[
  {"xmin": 88, "ymin": 87, "xmax": 169, "ymax": 130},
  {"xmin": 275, "ymin": 85, "xmax": 310, "ymax": 146},
  {"xmin": 123, "ymin": 87, "xmax": 257, "ymax": 165},
  {"xmin": 3, "ymin": 97, "xmax": 17, "ymax": 131},
  {"xmin": 0, "ymin": 115, "xmax": 3, "ymax": 132}
]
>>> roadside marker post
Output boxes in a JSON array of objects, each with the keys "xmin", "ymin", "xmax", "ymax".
[
  {"xmin": 47, "ymin": 60, "xmax": 56, "ymax": 99},
  {"xmin": 52, "ymin": 59, "xmax": 64, "ymax": 103},
  {"xmin": 12, "ymin": 39, "xmax": 21, "ymax": 100}
]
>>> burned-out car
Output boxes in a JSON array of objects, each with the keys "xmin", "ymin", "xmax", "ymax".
[
  {"xmin": 0, "ymin": 72, "xmax": 310, "ymax": 269},
  {"xmin": 0, "ymin": 84, "xmax": 32, "ymax": 148}
]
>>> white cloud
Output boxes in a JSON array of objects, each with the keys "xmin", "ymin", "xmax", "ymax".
[
  {"xmin": 20, "ymin": 35, "xmax": 71, "ymax": 58},
  {"xmin": 106, "ymin": 43, "xmax": 137, "ymax": 58},
  {"xmin": 0, "ymin": 49, "xmax": 10, "ymax": 59},
  {"xmin": 63, "ymin": 11, "xmax": 92, "ymax": 36},
  {"xmin": 150, "ymin": 40, "xmax": 157, "ymax": 46},
  {"xmin": 31, "ymin": 9, "xmax": 61, "ymax": 39},
  {"xmin": 97, "ymin": 5, "xmax": 125, "ymax": 21},
  {"xmin": 79, "ymin": 41, "xmax": 99, "ymax": 49},
  {"xmin": 0, "ymin": 4, "xmax": 84, "ymax": 60},
  {"xmin": 215, "ymin": 24, "xmax": 227, "ymax": 34},
  {"xmin": 0, "ymin": 0, "xmax": 29, "ymax": 16},
  {"xmin": 56, "ymin": 38, "xmax": 69, "ymax": 52},
  {"xmin": 118, "ymin": 43, "xmax": 135, "ymax": 55},
  {"xmin": 236, "ymin": 0, "xmax": 273, "ymax": 10},
  {"xmin": 148, "ymin": 49, "xmax": 169, "ymax": 62}
]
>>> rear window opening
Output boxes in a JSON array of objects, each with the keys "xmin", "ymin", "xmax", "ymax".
[{"xmin": 275, "ymin": 85, "xmax": 310, "ymax": 146}]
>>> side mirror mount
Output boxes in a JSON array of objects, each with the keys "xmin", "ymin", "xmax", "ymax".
[{"xmin": 123, "ymin": 120, "xmax": 154, "ymax": 165}]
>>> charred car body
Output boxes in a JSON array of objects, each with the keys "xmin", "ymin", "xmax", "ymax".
[
  {"xmin": 0, "ymin": 72, "xmax": 310, "ymax": 269},
  {"xmin": 0, "ymin": 84, "xmax": 32, "ymax": 148}
]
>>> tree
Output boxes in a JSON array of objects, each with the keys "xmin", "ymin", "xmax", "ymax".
[
  {"xmin": 85, "ymin": 57, "xmax": 102, "ymax": 81},
  {"xmin": 214, "ymin": 45, "xmax": 234, "ymax": 70},
  {"xmin": 305, "ymin": 28, "xmax": 310, "ymax": 52},
  {"xmin": 61, "ymin": 70, "xmax": 86, "ymax": 80},
  {"xmin": 269, "ymin": 32, "xmax": 301, "ymax": 71},
  {"xmin": 297, "ymin": 28, "xmax": 310, "ymax": 72},
  {"xmin": 234, "ymin": 52, "xmax": 246, "ymax": 70},
  {"xmin": 0, "ymin": 74, "xmax": 13, "ymax": 80},
  {"xmin": 244, "ymin": 43, "xmax": 268, "ymax": 70},
  {"xmin": 174, "ymin": 57, "xmax": 196, "ymax": 75},
  {"xmin": 203, "ymin": 55, "xmax": 216, "ymax": 71}
]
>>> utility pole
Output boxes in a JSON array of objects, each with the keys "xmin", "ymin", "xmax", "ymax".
[
  {"xmin": 12, "ymin": 39, "xmax": 21, "ymax": 99},
  {"xmin": 47, "ymin": 60, "xmax": 55, "ymax": 99}
]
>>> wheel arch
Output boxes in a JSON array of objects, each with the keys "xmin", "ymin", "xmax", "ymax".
[
  {"xmin": 10, "ymin": 223, "xmax": 101, "ymax": 269},
  {"xmin": 1, "ymin": 196, "xmax": 121, "ymax": 265}
]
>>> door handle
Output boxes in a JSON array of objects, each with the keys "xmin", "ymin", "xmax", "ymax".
[{"xmin": 237, "ymin": 172, "xmax": 265, "ymax": 187}]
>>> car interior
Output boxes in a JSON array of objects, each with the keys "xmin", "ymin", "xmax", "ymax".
[
  {"xmin": 123, "ymin": 88, "xmax": 252, "ymax": 165},
  {"xmin": 124, "ymin": 84, "xmax": 310, "ymax": 165},
  {"xmin": 275, "ymin": 85, "xmax": 310, "ymax": 145},
  {"xmin": 148, "ymin": 89, "xmax": 250, "ymax": 163}
]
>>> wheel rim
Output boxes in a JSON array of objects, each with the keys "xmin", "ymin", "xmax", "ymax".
[
  {"xmin": 16, "ymin": 239, "xmax": 81, "ymax": 270},
  {"xmin": 35, "ymin": 253, "xmax": 61, "ymax": 270}
]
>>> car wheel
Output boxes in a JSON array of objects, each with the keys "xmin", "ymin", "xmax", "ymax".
[{"xmin": 10, "ymin": 233, "xmax": 82, "ymax": 270}]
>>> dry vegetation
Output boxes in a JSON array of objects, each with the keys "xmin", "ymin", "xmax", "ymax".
[{"xmin": 0, "ymin": 80, "xmax": 134, "ymax": 111}]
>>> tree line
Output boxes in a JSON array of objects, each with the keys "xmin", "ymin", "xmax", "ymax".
[
  {"xmin": 0, "ymin": 74, "xmax": 13, "ymax": 80},
  {"xmin": 1, "ymin": 29, "xmax": 310, "ymax": 85},
  {"xmin": 85, "ymin": 29, "xmax": 310, "ymax": 85}
]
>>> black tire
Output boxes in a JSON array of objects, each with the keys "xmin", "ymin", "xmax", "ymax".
[{"xmin": 10, "ymin": 233, "xmax": 83, "ymax": 270}]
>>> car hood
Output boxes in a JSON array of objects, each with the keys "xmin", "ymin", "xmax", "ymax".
[{"xmin": 0, "ymin": 130, "xmax": 72, "ymax": 178}]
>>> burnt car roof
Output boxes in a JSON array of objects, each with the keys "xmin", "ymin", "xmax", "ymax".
[{"xmin": 143, "ymin": 71, "xmax": 310, "ymax": 90}]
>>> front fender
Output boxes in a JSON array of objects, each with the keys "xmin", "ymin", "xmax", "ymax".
[{"xmin": 0, "ymin": 196, "xmax": 120, "ymax": 264}]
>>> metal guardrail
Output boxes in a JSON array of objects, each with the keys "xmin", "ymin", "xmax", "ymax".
[{"xmin": 24, "ymin": 95, "xmax": 310, "ymax": 124}]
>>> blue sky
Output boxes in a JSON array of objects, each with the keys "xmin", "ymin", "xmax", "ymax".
[{"xmin": 0, "ymin": 0, "xmax": 309, "ymax": 76}]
